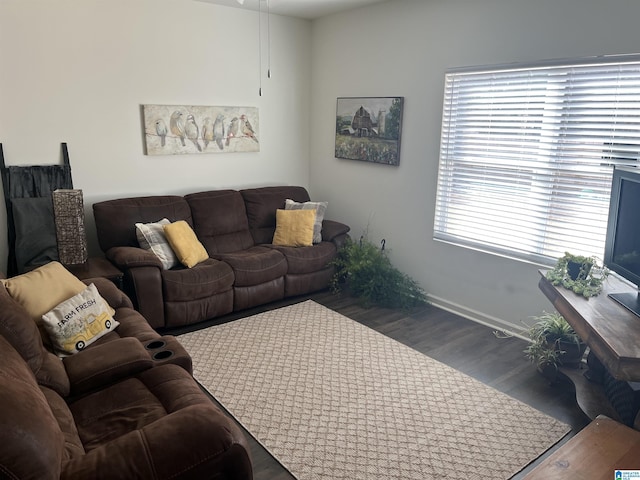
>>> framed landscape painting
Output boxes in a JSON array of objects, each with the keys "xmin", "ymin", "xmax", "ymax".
[
  {"xmin": 142, "ymin": 104, "xmax": 259, "ymax": 155},
  {"xmin": 335, "ymin": 97, "xmax": 404, "ymax": 165}
]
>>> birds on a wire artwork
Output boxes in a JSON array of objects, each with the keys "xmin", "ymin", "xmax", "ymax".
[{"xmin": 144, "ymin": 105, "xmax": 259, "ymax": 155}]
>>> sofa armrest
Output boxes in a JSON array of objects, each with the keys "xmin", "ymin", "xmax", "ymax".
[
  {"xmin": 321, "ymin": 219, "xmax": 350, "ymax": 243},
  {"xmin": 63, "ymin": 338, "xmax": 153, "ymax": 395},
  {"xmin": 105, "ymin": 247, "xmax": 166, "ymax": 328},
  {"xmin": 61, "ymin": 404, "xmax": 253, "ymax": 480},
  {"xmin": 106, "ymin": 246, "xmax": 163, "ymax": 270},
  {"xmin": 82, "ymin": 277, "xmax": 133, "ymax": 310}
]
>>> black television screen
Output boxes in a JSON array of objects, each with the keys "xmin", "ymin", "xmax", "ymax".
[{"xmin": 604, "ymin": 166, "xmax": 640, "ymax": 317}]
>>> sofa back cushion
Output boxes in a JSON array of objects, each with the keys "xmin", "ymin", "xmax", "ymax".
[
  {"xmin": 93, "ymin": 196, "xmax": 192, "ymax": 252},
  {"xmin": 185, "ymin": 190, "xmax": 255, "ymax": 254},
  {"xmin": 0, "ymin": 335, "xmax": 64, "ymax": 480},
  {"xmin": 241, "ymin": 186, "xmax": 311, "ymax": 244},
  {"xmin": 0, "ymin": 282, "xmax": 71, "ymax": 396}
]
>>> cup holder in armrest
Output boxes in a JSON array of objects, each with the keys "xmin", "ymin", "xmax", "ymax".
[
  {"xmin": 145, "ymin": 340, "xmax": 166, "ymax": 350},
  {"xmin": 152, "ymin": 350, "xmax": 174, "ymax": 361}
]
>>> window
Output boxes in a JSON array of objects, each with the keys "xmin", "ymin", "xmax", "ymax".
[{"xmin": 434, "ymin": 55, "xmax": 640, "ymax": 265}]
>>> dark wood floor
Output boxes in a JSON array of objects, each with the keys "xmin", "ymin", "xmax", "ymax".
[{"xmin": 178, "ymin": 290, "xmax": 590, "ymax": 479}]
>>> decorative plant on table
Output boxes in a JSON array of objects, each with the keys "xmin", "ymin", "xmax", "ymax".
[
  {"xmin": 524, "ymin": 311, "xmax": 587, "ymax": 382},
  {"xmin": 330, "ymin": 235, "xmax": 427, "ymax": 310},
  {"xmin": 545, "ymin": 252, "xmax": 608, "ymax": 298}
]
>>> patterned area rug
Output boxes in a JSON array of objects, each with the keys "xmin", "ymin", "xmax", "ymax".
[{"xmin": 178, "ymin": 300, "xmax": 569, "ymax": 480}]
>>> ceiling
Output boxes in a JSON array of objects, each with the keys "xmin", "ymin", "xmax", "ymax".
[{"xmin": 193, "ymin": 0, "xmax": 389, "ymax": 20}]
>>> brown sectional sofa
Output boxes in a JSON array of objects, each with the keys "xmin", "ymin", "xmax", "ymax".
[
  {"xmin": 0, "ymin": 275, "xmax": 252, "ymax": 479},
  {"xmin": 93, "ymin": 186, "xmax": 350, "ymax": 330}
]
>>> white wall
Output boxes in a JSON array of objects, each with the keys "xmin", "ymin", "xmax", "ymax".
[
  {"xmin": 0, "ymin": 0, "xmax": 311, "ymax": 274},
  {"xmin": 309, "ymin": 0, "xmax": 640, "ymax": 332},
  {"xmin": 4, "ymin": 0, "xmax": 640, "ymax": 333}
]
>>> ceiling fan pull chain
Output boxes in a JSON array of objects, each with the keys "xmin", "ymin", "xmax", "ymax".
[
  {"xmin": 258, "ymin": 0, "xmax": 262, "ymax": 96},
  {"xmin": 267, "ymin": 0, "xmax": 271, "ymax": 79}
]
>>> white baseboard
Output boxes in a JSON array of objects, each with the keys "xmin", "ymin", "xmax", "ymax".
[{"xmin": 427, "ymin": 294, "xmax": 529, "ymax": 341}]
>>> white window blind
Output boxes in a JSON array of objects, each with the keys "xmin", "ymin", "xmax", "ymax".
[{"xmin": 434, "ymin": 56, "xmax": 640, "ymax": 265}]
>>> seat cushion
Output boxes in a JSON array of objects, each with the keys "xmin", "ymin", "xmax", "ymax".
[
  {"xmin": 92, "ymin": 307, "xmax": 160, "ymax": 345},
  {"xmin": 212, "ymin": 246, "xmax": 287, "ymax": 287},
  {"xmin": 161, "ymin": 258, "xmax": 234, "ymax": 302},
  {"xmin": 268, "ymin": 241, "xmax": 337, "ymax": 274},
  {"xmin": 69, "ymin": 364, "xmax": 212, "ymax": 452}
]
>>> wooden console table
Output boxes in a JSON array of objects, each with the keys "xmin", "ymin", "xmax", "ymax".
[
  {"xmin": 538, "ymin": 271, "xmax": 640, "ymax": 422},
  {"xmin": 539, "ymin": 271, "xmax": 640, "ymax": 382},
  {"xmin": 523, "ymin": 415, "xmax": 640, "ymax": 479}
]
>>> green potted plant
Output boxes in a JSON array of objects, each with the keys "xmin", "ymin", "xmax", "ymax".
[
  {"xmin": 545, "ymin": 252, "xmax": 608, "ymax": 298},
  {"xmin": 565, "ymin": 254, "xmax": 593, "ymax": 281},
  {"xmin": 330, "ymin": 235, "xmax": 427, "ymax": 310},
  {"xmin": 524, "ymin": 311, "xmax": 587, "ymax": 381}
]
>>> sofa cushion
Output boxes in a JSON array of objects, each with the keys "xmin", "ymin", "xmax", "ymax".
[
  {"xmin": 241, "ymin": 186, "xmax": 311, "ymax": 244},
  {"xmin": 161, "ymin": 258, "xmax": 234, "ymax": 302},
  {"xmin": 268, "ymin": 241, "xmax": 338, "ymax": 274},
  {"xmin": 41, "ymin": 283, "xmax": 119, "ymax": 355},
  {"xmin": 63, "ymin": 363, "xmax": 252, "ymax": 479},
  {"xmin": 185, "ymin": 190, "xmax": 255, "ymax": 253},
  {"xmin": 0, "ymin": 281, "xmax": 71, "ymax": 396},
  {"xmin": 272, "ymin": 209, "xmax": 316, "ymax": 247},
  {"xmin": 163, "ymin": 220, "xmax": 209, "ymax": 268},
  {"xmin": 93, "ymin": 195, "xmax": 192, "ymax": 252},
  {"xmin": 212, "ymin": 247, "xmax": 287, "ymax": 287},
  {"xmin": 0, "ymin": 336, "xmax": 64, "ymax": 480},
  {"xmin": 0, "ymin": 282, "xmax": 50, "ymax": 375},
  {"xmin": 69, "ymin": 364, "xmax": 212, "ymax": 451},
  {"xmin": 135, "ymin": 218, "xmax": 179, "ymax": 269},
  {"xmin": 285, "ymin": 198, "xmax": 328, "ymax": 244},
  {"xmin": 93, "ymin": 306, "xmax": 161, "ymax": 345},
  {"xmin": 40, "ymin": 387, "xmax": 85, "ymax": 461}
]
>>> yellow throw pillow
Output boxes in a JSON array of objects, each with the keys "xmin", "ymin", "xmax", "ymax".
[
  {"xmin": 1, "ymin": 261, "xmax": 92, "ymax": 322},
  {"xmin": 163, "ymin": 220, "xmax": 209, "ymax": 268},
  {"xmin": 272, "ymin": 209, "xmax": 316, "ymax": 247}
]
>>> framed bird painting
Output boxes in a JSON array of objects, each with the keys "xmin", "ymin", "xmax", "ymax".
[
  {"xmin": 142, "ymin": 104, "xmax": 259, "ymax": 155},
  {"xmin": 335, "ymin": 96, "xmax": 403, "ymax": 165}
]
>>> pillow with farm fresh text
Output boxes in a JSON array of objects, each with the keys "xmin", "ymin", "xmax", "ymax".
[
  {"xmin": 41, "ymin": 283, "xmax": 119, "ymax": 355},
  {"xmin": 285, "ymin": 199, "xmax": 327, "ymax": 244}
]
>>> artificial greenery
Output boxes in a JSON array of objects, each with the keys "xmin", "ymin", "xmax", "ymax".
[
  {"xmin": 330, "ymin": 235, "xmax": 427, "ymax": 309},
  {"xmin": 545, "ymin": 252, "xmax": 608, "ymax": 298},
  {"xmin": 524, "ymin": 311, "xmax": 585, "ymax": 371}
]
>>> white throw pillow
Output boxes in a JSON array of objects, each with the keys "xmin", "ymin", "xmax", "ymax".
[
  {"xmin": 135, "ymin": 218, "xmax": 179, "ymax": 269},
  {"xmin": 41, "ymin": 283, "xmax": 119, "ymax": 355},
  {"xmin": 284, "ymin": 199, "xmax": 328, "ymax": 244}
]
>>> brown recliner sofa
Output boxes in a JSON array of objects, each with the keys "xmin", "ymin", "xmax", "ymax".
[
  {"xmin": 93, "ymin": 186, "xmax": 350, "ymax": 329},
  {"xmin": 0, "ymin": 275, "xmax": 253, "ymax": 480}
]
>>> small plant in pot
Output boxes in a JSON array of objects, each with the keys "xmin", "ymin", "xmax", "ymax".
[
  {"xmin": 545, "ymin": 252, "xmax": 608, "ymax": 298},
  {"xmin": 524, "ymin": 311, "xmax": 587, "ymax": 382}
]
